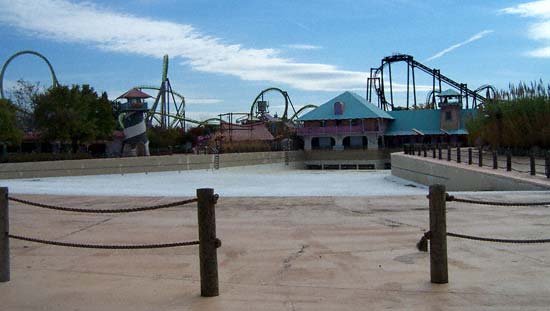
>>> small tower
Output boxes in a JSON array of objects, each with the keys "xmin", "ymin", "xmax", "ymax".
[
  {"xmin": 437, "ymin": 89, "xmax": 462, "ymax": 132},
  {"xmin": 117, "ymin": 88, "xmax": 151, "ymax": 156}
]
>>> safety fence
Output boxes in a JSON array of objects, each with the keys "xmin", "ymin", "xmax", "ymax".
[
  {"xmin": 403, "ymin": 144, "xmax": 550, "ymax": 179},
  {"xmin": 416, "ymin": 184, "xmax": 550, "ymax": 284},
  {"xmin": 0, "ymin": 187, "xmax": 221, "ymax": 297}
]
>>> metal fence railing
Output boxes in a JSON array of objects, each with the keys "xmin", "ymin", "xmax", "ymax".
[{"xmin": 403, "ymin": 144, "xmax": 550, "ymax": 179}]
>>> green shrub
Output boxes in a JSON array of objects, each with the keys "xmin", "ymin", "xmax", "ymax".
[{"xmin": 466, "ymin": 81, "xmax": 550, "ymax": 150}]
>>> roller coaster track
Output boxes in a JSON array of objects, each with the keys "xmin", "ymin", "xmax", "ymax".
[
  {"xmin": 289, "ymin": 104, "xmax": 317, "ymax": 121},
  {"xmin": 250, "ymin": 87, "xmax": 296, "ymax": 121},
  {"xmin": 0, "ymin": 50, "xmax": 59, "ymax": 99},
  {"xmin": 367, "ymin": 54, "xmax": 493, "ymax": 110}
]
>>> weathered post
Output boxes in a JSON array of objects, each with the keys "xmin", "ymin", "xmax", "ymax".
[
  {"xmin": 530, "ymin": 153, "xmax": 536, "ymax": 176},
  {"xmin": 423, "ymin": 145, "xmax": 427, "ymax": 157},
  {"xmin": 197, "ymin": 188, "xmax": 220, "ymax": 297},
  {"xmin": 438, "ymin": 145, "xmax": 442, "ymax": 160},
  {"xmin": 0, "ymin": 187, "xmax": 9, "ymax": 282},
  {"xmin": 506, "ymin": 152, "xmax": 512, "ymax": 172},
  {"xmin": 429, "ymin": 184, "xmax": 448, "ymax": 284},
  {"xmin": 417, "ymin": 145, "xmax": 421, "ymax": 156},
  {"xmin": 403, "ymin": 144, "xmax": 408, "ymax": 155},
  {"xmin": 492, "ymin": 151, "xmax": 498, "ymax": 169},
  {"xmin": 478, "ymin": 148, "xmax": 483, "ymax": 167},
  {"xmin": 447, "ymin": 145, "xmax": 451, "ymax": 161},
  {"xmin": 468, "ymin": 148, "xmax": 472, "ymax": 165},
  {"xmin": 456, "ymin": 146, "xmax": 461, "ymax": 163},
  {"xmin": 432, "ymin": 145, "xmax": 436, "ymax": 158}
]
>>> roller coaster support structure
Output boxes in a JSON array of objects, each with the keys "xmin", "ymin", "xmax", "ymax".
[
  {"xmin": 137, "ymin": 55, "xmax": 186, "ymax": 129},
  {"xmin": 366, "ymin": 54, "xmax": 493, "ymax": 111}
]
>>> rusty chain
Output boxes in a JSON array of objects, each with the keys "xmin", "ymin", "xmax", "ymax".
[
  {"xmin": 447, "ymin": 232, "xmax": 550, "ymax": 244},
  {"xmin": 446, "ymin": 195, "xmax": 550, "ymax": 207},
  {"xmin": 417, "ymin": 230, "xmax": 550, "ymax": 251},
  {"xmin": 8, "ymin": 234, "xmax": 200, "ymax": 249},
  {"xmin": 8, "ymin": 196, "xmax": 197, "ymax": 213}
]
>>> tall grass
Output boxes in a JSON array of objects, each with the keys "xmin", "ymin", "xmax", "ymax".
[{"xmin": 466, "ymin": 81, "xmax": 550, "ymax": 150}]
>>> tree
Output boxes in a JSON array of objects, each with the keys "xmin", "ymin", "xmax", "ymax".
[
  {"xmin": 7, "ymin": 79, "xmax": 43, "ymax": 130},
  {"xmin": 33, "ymin": 84, "xmax": 116, "ymax": 152},
  {"xmin": 0, "ymin": 98, "xmax": 23, "ymax": 148}
]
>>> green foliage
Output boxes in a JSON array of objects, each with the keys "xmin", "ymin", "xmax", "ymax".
[
  {"xmin": 147, "ymin": 127, "xmax": 186, "ymax": 149},
  {"xmin": 0, "ymin": 98, "xmax": 23, "ymax": 145},
  {"xmin": 7, "ymin": 79, "xmax": 43, "ymax": 129},
  {"xmin": 466, "ymin": 81, "xmax": 550, "ymax": 149},
  {"xmin": 33, "ymin": 85, "xmax": 116, "ymax": 149}
]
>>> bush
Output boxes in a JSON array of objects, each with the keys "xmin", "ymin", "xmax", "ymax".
[{"xmin": 466, "ymin": 81, "xmax": 550, "ymax": 150}]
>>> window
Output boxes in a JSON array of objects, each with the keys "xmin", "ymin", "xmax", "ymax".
[
  {"xmin": 445, "ymin": 111, "xmax": 452, "ymax": 121},
  {"xmin": 334, "ymin": 101, "xmax": 345, "ymax": 115}
]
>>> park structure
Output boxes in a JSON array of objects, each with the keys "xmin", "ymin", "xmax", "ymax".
[{"xmin": 297, "ymin": 90, "xmax": 471, "ymax": 151}]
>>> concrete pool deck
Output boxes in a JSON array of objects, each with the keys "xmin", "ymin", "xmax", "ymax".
[{"xmin": 1, "ymin": 192, "xmax": 550, "ymax": 310}]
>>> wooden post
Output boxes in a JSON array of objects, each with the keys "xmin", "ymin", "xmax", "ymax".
[
  {"xmin": 417, "ymin": 145, "xmax": 421, "ymax": 156},
  {"xmin": 432, "ymin": 146, "xmax": 436, "ymax": 158},
  {"xmin": 197, "ymin": 188, "xmax": 219, "ymax": 297},
  {"xmin": 506, "ymin": 152, "xmax": 512, "ymax": 172},
  {"xmin": 447, "ymin": 145, "xmax": 451, "ymax": 161},
  {"xmin": 530, "ymin": 153, "xmax": 536, "ymax": 176},
  {"xmin": 468, "ymin": 148, "xmax": 472, "ymax": 165},
  {"xmin": 429, "ymin": 184, "xmax": 448, "ymax": 284},
  {"xmin": 423, "ymin": 145, "xmax": 427, "ymax": 157},
  {"xmin": 0, "ymin": 187, "xmax": 9, "ymax": 282},
  {"xmin": 493, "ymin": 151, "xmax": 498, "ymax": 169},
  {"xmin": 438, "ymin": 145, "xmax": 442, "ymax": 160},
  {"xmin": 456, "ymin": 146, "xmax": 461, "ymax": 163}
]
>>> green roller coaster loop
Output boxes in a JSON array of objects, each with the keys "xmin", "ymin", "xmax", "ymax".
[
  {"xmin": 0, "ymin": 50, "xmax": 59, "ymax": 99},
  {"xmin": 250, "ymin": 87, "xmax": 296, "ymax": 121},
  {"xmin": 289, "ymin": 104, "xmax": 317, "ymax": 121}
]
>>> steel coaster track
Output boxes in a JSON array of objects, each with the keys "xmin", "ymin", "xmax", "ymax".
[{"xmin": 367, "ymin": 54, "xmax": 494, "ymax": 111}]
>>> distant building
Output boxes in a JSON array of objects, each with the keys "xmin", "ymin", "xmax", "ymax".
[{"xmin": 297, "ymin": 91, "xmax": 472, "ymax": 151}]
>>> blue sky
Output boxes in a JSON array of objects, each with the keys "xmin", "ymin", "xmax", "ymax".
[{"xmin": 0, "ymin": 0, "xmax": 549, "ymax": 121}]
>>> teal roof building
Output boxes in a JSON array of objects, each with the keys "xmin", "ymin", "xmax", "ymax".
[
  {"xmin": 297, "ymin": 91, "xmax": 472, "ymax": 150},
  {"xmin": 299, "ymin": 91, "xmax": 393, "ymax": 121}
]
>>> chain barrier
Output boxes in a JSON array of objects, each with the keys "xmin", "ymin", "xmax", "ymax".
[
  {"xmin": 447, "ymin": 232, "xmax": 550, "ymax": 244},
  {"xmin": 8, "ymin": 196, "xmax": 197, "ymax": 213},
  {"xmin": 416, "ymin": 230, "xmax": 550, "ymax": 251},
  {"xmin": 8, "ymin": 234, "xmax": 200, "ymax": 249},
  {"xmin": 446, "ymin": 195, "xmax": 550, "ymax": 206}
]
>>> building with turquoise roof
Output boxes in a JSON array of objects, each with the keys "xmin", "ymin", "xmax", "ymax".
[{"xmin": 297, "ymin": 90, "xmax": 472, "ymax": 150}]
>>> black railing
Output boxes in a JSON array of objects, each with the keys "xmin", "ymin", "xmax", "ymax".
[{"xmin": 403, "ymin": 144, "xmax": 550, "ymax": 179}]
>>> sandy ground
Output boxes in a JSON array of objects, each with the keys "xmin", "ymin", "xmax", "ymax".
[{"xmin": 2, "ymin": 191, "xmax": 550, "ymax": 310}]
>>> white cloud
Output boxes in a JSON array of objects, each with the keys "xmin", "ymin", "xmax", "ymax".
[
  {"xmin": 186, "ymin": 98, "xmax": 223, "ymax": 105},
  {"xmin": 426, "ymin": 30, "xmax": 493, "ymax": 61},
  {"xmin": 501, "ymin": 0, "xmax": 550, "ymax": 58},
  {"xmin": 284, "ymin": 44, "xmax": 322, "ymax": 50},
  {"xmin": 0, "ymin": 0, "xmax": 372, "ymax": 92},
  {"xmin": 500, "ymin": 0, "xmax": 550, "ymax": 18}
]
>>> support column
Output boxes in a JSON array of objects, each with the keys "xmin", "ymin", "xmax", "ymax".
[
  {"xmin": 429, "ymin": 184, "xmax": 448, "ymax": 284},
  {"xmin": 0, "ymin": 187, "xmax": 9, "ymax": 282},
  {"xmin": 304, "ymin": 137, "xmax": 312, "ymax": 151},
  {"xmin": 197, "ymin": 188, "xmax": 220, "ymax": 297}
]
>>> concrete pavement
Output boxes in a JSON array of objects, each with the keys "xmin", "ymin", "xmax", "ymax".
[{"xmin": 1, "ymin": 193, "xmax": 550, "ymax": 310}]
